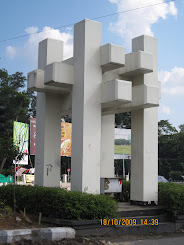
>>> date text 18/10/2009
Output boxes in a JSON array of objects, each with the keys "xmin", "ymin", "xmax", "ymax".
[{"xmin": 100, "ymin": 219, "xmax": 159, "ymax": 226}]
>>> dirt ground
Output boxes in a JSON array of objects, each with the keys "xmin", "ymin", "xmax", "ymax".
[
  {"xmin": 0, "ymin": 214, "xmax": 106, "ymax": 244},
  {"xmin": 0, "ymin": 213, "xmax": 53, "ymax": 230},
  {"xmin": 4, "ymin": 237, "xmax": 107, "ymax": 245}
]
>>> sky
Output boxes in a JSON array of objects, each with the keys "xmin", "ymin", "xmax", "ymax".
[{"xmin": 0, "ymin": 0, "xmax": 183, "ymax": 129}]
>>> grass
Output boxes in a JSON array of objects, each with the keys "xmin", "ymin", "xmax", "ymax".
[{"xmin": 114, "ymin": 145, "xmax": 131, "ymax": 154}]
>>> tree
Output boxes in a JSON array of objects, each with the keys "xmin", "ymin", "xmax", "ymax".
[
  {"xmin": 158, "ymin": 120, "xmax": 178, "ymax": 136},
  {"xmin": 115, "ymin": 112, "xmax": 131, "ymax": 129},
  {"xmin": 0, "ymin": 69, "xmax": 36, "ymax": 170},
  {"xmin": 158, "ymin": 120, "xmax": 184, "ymax": 179}
]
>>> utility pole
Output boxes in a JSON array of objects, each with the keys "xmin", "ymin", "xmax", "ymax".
[{"xmin": 123, "ymin": 146, "xmax": 125, "ymax": 179}]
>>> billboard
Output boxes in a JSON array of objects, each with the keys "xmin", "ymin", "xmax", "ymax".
[
  {"xmin": 30, "ymin": 118, "xmax": 36, "ymax": 155},
  {"xmin": 30, "ymin": 119, "xmax": 72, "ymax": 157},
  {"xmin": 13, "ymin": 122, "xmax": 29, "ymax": 165},
  {"xmin": 61, "ymin": 122, "xmax": 72, "ymax": 157},
  {"xmin": 114, "ymin": 128, "xmax": 131, "ymax": 159}
]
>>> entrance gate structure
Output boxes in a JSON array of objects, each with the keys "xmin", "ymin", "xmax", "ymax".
[{"xmin": 27, "ymin": 19, "xmax": 160, "ymax": 204}]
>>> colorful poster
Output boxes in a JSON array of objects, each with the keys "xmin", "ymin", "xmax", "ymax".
[
  {"xmin": 61, "ymin": 122, "xmax": 72, "ymax": 157},
  {"xmin": 30, "ymin": 118, "xmax": 36, "ymax": 155},
  {"xmin": 13, "ymin": 122, "xmax": 29, "ymax": 165},
  {"xmin": 29, "ymin": 119, "xmax": 72, "ymax": 157},
  {"xmin": 26, "ymin": 175, "xmax": 35, "ymax": 183},
  {"xmin": 104, "ymin": 178, "xmax": 122, "ymax": 193}
]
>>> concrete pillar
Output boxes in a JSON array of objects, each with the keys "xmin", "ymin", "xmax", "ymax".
[
  {"xmin": 71, "ymin": 20, "xmax": 102, "ymax": 193},
  {"xmin": 35, "ymin": 39, "xmax": 63, "ymax": 187},
  {"xmin": 101, "ymin": 115, "xmax": 115, "ymax": 178},
  {"xmin": 131, "ymin": 35, "xmax": 158, "ymax": 203}
]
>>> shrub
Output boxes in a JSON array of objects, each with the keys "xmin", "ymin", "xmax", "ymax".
[
  {"xmin": 0, "ymin": 200, "xmax": 13, "ymax": 219},
  {"xmin": 122, "ymin": 180, "xmax": 130, "ymax": 202},
  {"xmin": 169, "ymin": 171, "xmax": 183, "ymax": 181},
  {"xmin": 114, "ymin": 180, "xmax": 130, "ymax": 202},
  {"xmin": 158, "ymin": 182, "xmax": 184, "ymax": 216},
  {"xmin": 0, "ymin": 185, "xmax": 117, "ymax": 220}
]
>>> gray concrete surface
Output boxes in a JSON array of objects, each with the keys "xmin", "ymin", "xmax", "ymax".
[{"xmin": 0, "ymin": 227, "xmax": 75, "ymax": 243}]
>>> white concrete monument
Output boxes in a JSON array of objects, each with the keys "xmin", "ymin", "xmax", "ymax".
[{"xmin": 27, "ymin": 19, "xmax": 160, "ymax": 204}]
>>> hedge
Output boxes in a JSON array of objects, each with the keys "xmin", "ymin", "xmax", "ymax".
[
  {"xmin": 0, "ymin": 185, "xmax": 117, "ymax": 220},
  {"xmin": 158, "ymin": 182, "xmax": 184, "ymax": 216},
  {"xmin": 116, "ymin": 181, "xmax": 184, "ymax": 217}
]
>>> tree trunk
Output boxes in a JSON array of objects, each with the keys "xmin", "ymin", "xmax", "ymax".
[{"xmin": 0, "ymin": 157, "xmax": 7, "ymax": 170}]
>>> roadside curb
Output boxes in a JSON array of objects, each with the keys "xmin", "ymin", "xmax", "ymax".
[{"xmin": 0, "ymin": 227, "xmax": 75, "ymax": 244}]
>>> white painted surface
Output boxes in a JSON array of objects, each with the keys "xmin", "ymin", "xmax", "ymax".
[
  {"xmin": 101, "ymin": 115, "xmax": 114, "ymax": 178},
  {"xmin": 44, "ymin": 62, "xmax": 74, "ymax": 88},
  {"xmin": 131, "ymin": 35, "xmax": 158, "ymax": 203},
  {"xmin": 101, "ymin": 79, "xmax": 132, "ymax": 106},
  {"xmin": 35, "ymin": 38, "xmax": 64, "ymax": 187},
  {"xmin": 104, "ymin": 178, "xmax": 122, "ymax": 193},
  {"xmin": 101, "ymin": 44, "xmax": 125, "ymax": 72},
  {"xmin": 71, "ymin": 20, "xmax": 102, "ymax": 193}
]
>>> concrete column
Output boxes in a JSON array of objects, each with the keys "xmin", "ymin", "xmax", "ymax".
[
  {"xmin": 71, "ymin": 20, "xmax": 102, "ymax": 193},
  {"xmin": 131, "ymin": 36, "xmax": 158, "ymax": 203},
  {"xmin": 101, "ymin": 115, "xmax": 115, "ymax": 178},
  {"xmin": 35, "ymin": 39, "xmax": 63, "ymax": 187}
]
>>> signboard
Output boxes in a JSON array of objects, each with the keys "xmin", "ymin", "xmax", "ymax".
[
  {"xmin": 61, "ymin": 122, "xmax": 72, "ymax": 157},
  {"xmin": 29, "ymin": 119, "xmax": 72, "ymax": 157},
  {"xmin": 30, "ymin": 118, "xmax": 36, "ymax": 155},
  {"xmin": 114, "ymin": 128, "xmax": 131, "ymax": 159},
  {"xmin": 13, "ymin": 122, "xmax": 29, "ymax": 165},
  {"xmin": 26, "ymin": 175, "xmax": 34, "ymax": 183},
  {"xmin": 104, "ymin": 178, "xmax": 122, "ymax": 193}
]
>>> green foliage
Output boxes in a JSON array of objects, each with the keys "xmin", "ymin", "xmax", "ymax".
[
  {"xmin": 158, "ymin": 120, "xmax": 184, "ymax": 179},
  {"xmin": 0, "ymin": 167, "xmax": 13, "ymax": 177},
  {"xmin": 0, "ymin": 200, "xmax": 13, "ymax": 219},
  {"xmin": 158, "ymin": 183, "xmax": 184, "ymax": 216},
  {"xmin": 0, "ymin": 69, "xmax": 36, "ymax": 170},
  {"xmin": 114, "ymin": 139, "xmax": 131, "ymax": 146},
  {"xmin": 169, "ymin": 171, "xmax": 183, "ymax": 181},
  {"xmin": 115, "ymin": 112, "xmax": 131, "ymax": 129},
  {"xmin": 122, "ymin": 180, "xmax": 130, "ymax": 202},
  {"xmin": 0, "ymin": 185, "xmax": 118, "ymax": 220}
]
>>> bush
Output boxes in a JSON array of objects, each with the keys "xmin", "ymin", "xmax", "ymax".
[
  {"xmin": 122, "ymin": 180, "xmax": 130, "ymax": 202},
  {"xmin": 169, "ymin": 171, "xmax": 183, "ymax": 181},
  {"xmin": 114, "ymin": 180, "xmax": 130, "ymax": 202},
  {"xmin": 0, "ymin": 185, "xmax": 117, "ymax": 220},
  {"xmin": 158, "ymin": 182, "xmax": 184, "ymax": 216},
  {"xmin": 0, "ymin": 200, "xmax": 13, "ymax": 219}
]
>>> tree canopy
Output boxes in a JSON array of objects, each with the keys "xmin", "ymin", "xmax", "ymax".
[{"xmin": 0, "ymin": 69, "xmax": 36, "ymax": 170}]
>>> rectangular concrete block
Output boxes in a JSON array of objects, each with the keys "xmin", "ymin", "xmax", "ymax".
[
  {"xmin": 0, "ymin": 230, "xmax": 8, "ymax": 243},
  {"xmin": 101, "ymin": 79, "xmax": 132, "ymax": 107},
  {"xmin": 44, "ymin": 62, "xmax": 74, "ymax": 89},
  {"xmin": 101, "ymin": 44, "xmax": 125, "ymax": 72},
  {"xmin": 50, "ymin": 228, "xmax": 67, "ymax": 241},
  {"xmin": 6, "ymin": 229, "xmax": 32, "ymax": 243},
  {"xmin": 38, "ymin": 39, "xmax": 63, "ymax": 70},
  {"xmin": 27, "ymin": 69, "xmax": 70, "ymax": 94},
  {"xmin": 27, "ymin": 69, "xmax": 44, "ymax": 91},
  {"xmin": 118, "ymin": 51, "xmax": 153, "ymax": 77}
]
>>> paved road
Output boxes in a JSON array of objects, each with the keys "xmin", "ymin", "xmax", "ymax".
[{"xmin": 112, "ymin": 236, "xmax": 184, "ymax": 245}]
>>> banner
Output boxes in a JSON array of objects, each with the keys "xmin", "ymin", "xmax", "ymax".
[
  {"xmin": 114, "ymin": 128, "xmax": 131, "ymax": 159},
  {"xmin": 29, "ymin": 119, "xmax": 72, "ymax": 157},
  {"xmin": 30, "ymin": 118, "xmax": 36, "ymax": 155},
  {"xmin": 61, "ymin": 122, "xmax": 72, "ymax": 157},
  {"xmin": 13, "ymin": 122, "xmax": 29, "ymax": 165}
]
